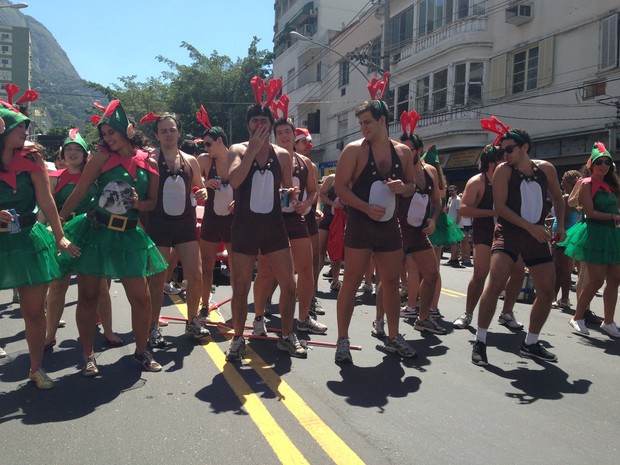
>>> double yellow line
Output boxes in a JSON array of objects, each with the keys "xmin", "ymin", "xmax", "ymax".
[{"xmin": 171, "ymin": 297, "xmax": 365, "ymax": 465}]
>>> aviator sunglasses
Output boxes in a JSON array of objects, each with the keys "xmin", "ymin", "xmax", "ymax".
[{"xmin": 500, "ymin": 144, "xmax": 520, "ymax": 154}]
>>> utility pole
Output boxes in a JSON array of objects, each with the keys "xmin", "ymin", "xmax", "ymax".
[{"xmin": 381, "ymin": 0, "xmax": 390, "ymax": 80}]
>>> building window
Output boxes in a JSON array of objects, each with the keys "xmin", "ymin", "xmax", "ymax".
[
  {"xmin": 339, "ymin": 60, "xmax": 350, "ymax": 87},
  {"xmin": 0, "ymin": 33, "xmax": 10, "ymax": 40},
  {"xmin": 396, "ymin": 84, "xmax": 410, "ymax": 120},
  {"xmin": 338, "ymin": 113, "xmax": 348, "ymax": 140},
  {"xmin": 0, "ymin": 45, "xmax": 9, "ymax": 53},
  {"xmin": 457, "ymin": 0, "xmax": 486, "ymax": 19},
  {"xmin": 419, "ymin": 1, "xmax": 486, "ymax": 36},
  {"xmin": 287, "ymin": 68, "xmax": 295, "ymax": 93},
  {"xmin": 0, "ymin": 70, "xmax": 11, "ymax": 81},
  {"xmin": 368, "ymin": 37, "xmax": 382, "ymax": 72},
  {"xmin": 388, "ymin": 5, "xmax": 413, "ymax": 53},
  {"xmin": 454, "ymin": 61, "xmax": 483, "ymax": 106},
  {"xmin": 416, "ymin": 76, "xmax": 430, "ymax": 113},
  {"xmin": 316, "ymin": 62, "xmax": 321, "ymax": 82},
  {"xmin": 0, "ymin": 58, "xmax": 11, "ymax": 67},
  {"xmin": 432, "ymin": 69, "xmax": 448, "ymax": 111},
  {"xmin": 600, "ymin": 14, "xmax": 619, "ymax": 70},
  {"xmin": 512, "ymin": 46, "xmax": 539, "ymax": 94}
]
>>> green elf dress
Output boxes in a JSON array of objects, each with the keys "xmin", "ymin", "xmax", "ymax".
[
  {"xmin": 428, "ymin": 197, "xmax": 465, "ymax": 246},
  {"xmin": 50, "ymin": 169, "xmax": 96, "ymax": 218},
  {"xmin": 0, "ymin": 148, "xmax": 61, "ymax": 289},
  {"xmin": 59, "ymin": 148, "xmax": 167, "ymax": 278},
  {"xmin": 561, "ymin": 177, "xmax": 620, "ymax": 264}
]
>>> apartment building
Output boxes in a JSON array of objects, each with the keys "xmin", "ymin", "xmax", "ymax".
[
  {"xmin": 0, "ymin": 24, "xmax": 30, "ymax": 99},
  {"xmin": 272, "ymin": 1, "xmax": 620, "ymax": 180}
]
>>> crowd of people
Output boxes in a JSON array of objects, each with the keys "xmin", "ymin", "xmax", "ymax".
[{"xmin": 1, "ymin": 76, "xmax": 619, "ymax": 390}]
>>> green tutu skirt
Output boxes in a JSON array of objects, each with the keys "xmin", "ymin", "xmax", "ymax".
[
  {"xmin": 0, "ymin": 223, "xmax": 61, "ymax": 290},
  {"xmin": 561, "ymin": 221, "xmax": 620, "ymax": 265},
  {"xmin": 58, "ymin": 213, "xmax": 168, "ymax": 279},
  {"xmin": 429, "ymin": 212, "xmax": 465, "ymax": 246}
]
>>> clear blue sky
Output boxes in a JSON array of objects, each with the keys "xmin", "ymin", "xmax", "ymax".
[{"xmin": 23, "ymin": 0, "xmax": 275, "ymax": 87}]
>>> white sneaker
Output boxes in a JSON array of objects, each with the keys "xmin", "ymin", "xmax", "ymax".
[
  {"xmin": 357, "ymin": 283, "xmax": 374, "ymax": 293},
  {"xmin": 600, "ymin": 322, "xmax": 620, "ymax": 338},
  {"xmin": 569, "ymin": 318, "xmax": 589, "ymax": 336},
  {"xmin": 498, "ymin": 312, "xmax": 523, "ymax": 330},
  {"xmin": 0, "ymin": 346, "xmax": 6, "ymax": 358},
  {"xmin": 252, "ymin": 317, "xmax": 267, "ymax": 336},
  {"xmin": 371, "ymin": 319, "xmax": 385, "ymax": 338},
  {"xmin": 163, "ymin": 281, "xmax": 182, "ymax": 295}
]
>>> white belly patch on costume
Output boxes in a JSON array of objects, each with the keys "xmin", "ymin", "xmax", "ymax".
[
  {"xmin": 214, "ymin": 184, "xmax": 234, "ymax": 216},
  {"xmin": 407, "ymin": 193, "xmax": 429, "ymax": 227},
  {"xmin": 250, "ymin": 170, "xmax": 275, "ymax": 214},
  {"xmin": 519, "ymin": 179, "xmax": 543, "ymax": 223},
  {"xmin": 369, "ymin": 180, "xmax": 395, "ymax": 222},
  {"xmin": 162, "ymin": 176, "xmax": 187, "ymax": 216}
]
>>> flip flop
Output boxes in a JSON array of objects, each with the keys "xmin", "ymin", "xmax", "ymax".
[{"xmin": 104, "ymin": 336, "xmax": 124, "ymax": 347}]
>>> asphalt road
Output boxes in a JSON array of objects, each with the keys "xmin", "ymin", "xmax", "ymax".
[{"xmin": 1, "ymin": 259, "xmax": 619, "ymax": 465}]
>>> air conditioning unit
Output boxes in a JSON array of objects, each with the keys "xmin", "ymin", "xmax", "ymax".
[
  {"xmin": 505, "ymin": 4, "xmax": 533, "ymax": 25},
  {"xmin": 391, "ymin": 52, "xmax": 401, "ymax": 64},
  {"xmin": 309, "ymin": 8, "xmax": 317, "ymax": 16},
  {"xmin": 336, "ymin": 140, "xmax": 344, "ymax": 150}
]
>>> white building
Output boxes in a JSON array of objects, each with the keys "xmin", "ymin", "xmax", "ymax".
[{"xmin": 272, "ymin": 1, "xmax": 620, "ymax": 181}]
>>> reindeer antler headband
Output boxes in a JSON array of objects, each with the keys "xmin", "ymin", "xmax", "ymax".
[
  {"xmin": 250, "ymin": 76, "xmax": 283, "ymax": 107},
  {"xmin": 270, "ymin": 93, "xmax": 290, "ymax": 120},
  {"xmin": 400, "ymin": 110, "xmax": 420, "ymax": 135},
  {"xmin": 367, "ymin": 72, "xmax": 390, "ymax": 100},
  {"xmin": 480, "ymin": 115, "xmax": 526, "ymax": 146}
]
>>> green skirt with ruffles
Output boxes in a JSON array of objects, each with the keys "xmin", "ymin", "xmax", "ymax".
[
  {"xmin": 561, "ymin": 220, "xmax": 620, "ymax": 265},
  {"xmin": 428, "ymin": 212, "xmax": 465, "ymax": 246},
  {"xmin": 58, "ymin": 213, "xmax": 168, "ymax": 279},
  {"xmin": 0, "ymin": 222, "xmax": 61, "ymax": 290}
]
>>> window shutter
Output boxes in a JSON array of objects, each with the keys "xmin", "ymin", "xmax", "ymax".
[
  {"xmin": 538, "ymin": 36, "xmax": 554, "ymax": 88},
  {"xmin": 488, "ymin": 54, "xmax": 506, "ymax": 100}
]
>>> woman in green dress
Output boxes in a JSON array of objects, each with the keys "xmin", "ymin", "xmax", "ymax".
[
  {"xmin": 564, "ymin": 143, "xmax": 620, "ymax": 338},
  {"xmin": 45, "ymin": 129, "xmax": 123, "ymax": 350},
  {"xmin": 0, "ymin": 95, "xmax": 79, "ymax": 389},
  {"xmin": 59, "ymin": 100, "xmax": 167, "ymax": 376}
]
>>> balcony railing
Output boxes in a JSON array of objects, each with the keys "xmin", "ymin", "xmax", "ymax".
[
  {"xmin": 388, "ymin": 106, "xmax": 482, "ymax": 135},
  {"xmin": 399, "ymin": 17, "xmax": 488, "ymax": 62}
]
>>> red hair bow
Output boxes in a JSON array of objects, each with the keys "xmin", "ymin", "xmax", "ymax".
[
  {"xmin": 400, "ymin": 110, "xmax": 420, "ymax": 135},
  {"xmin": 250, "ymin": 76, "xmax": 282, "ymax": 107},
  {"xmin": 367, "ymin": 72, "xmax": 390, "ymax": 100},
  {"xmin": 480, "ymin": 115, "xmax": 510, "ymax": 145}
]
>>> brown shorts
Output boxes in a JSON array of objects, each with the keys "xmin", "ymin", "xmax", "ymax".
[
  {"xmin": 231, "ymin": 217, "xmax": 290, "ymax": 255},
  {"xmin": 305, "ymin": 212, "xmax": 318, "ymax": 236},
  {"xmin": 344, "ymin": 210, "xmax": 402, "ymax": 253},
  {"xmin": 402, "ymin": 225, "xmax": 432, "ymax": 254},
  {"xmin": 145, "ymin": 215, "xmax": 198, "ymax": 247},
  {"xmin": 200, "ymin": 214, "xmax": 233, "ymax": 243},
  {"xmin": 284, "ymin": 213, "xmax": 310, "ymax": 240},
  {"xmin": 472, "ymin": 223, "xmax": 494, "ymax": 247},
  {"xmin": 318, "ymin": 213, "xmax": 333, "ymax": 231},
  {"xmin": 491, "ymin": 223, "xmax": 552, "ymax": 266}
]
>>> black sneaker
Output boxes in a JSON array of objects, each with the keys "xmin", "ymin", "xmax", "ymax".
[
  {"xmin": 519, "ymin": 342, "xmax": 558, "ymax": 362},
  {"xmin": 471, "ymin": 340, "xmax": 488, "ymax": 366},
  {"xmin": 583, "ymin": 309, "xmax": 603, "ymax": 325}
]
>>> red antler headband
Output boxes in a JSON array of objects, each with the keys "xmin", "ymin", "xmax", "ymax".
[
  {"xmin": 400, "ymin": 110, "xmax": 421, "ymax": 135},
  {"xmin": 196, "ymin": 105, "xmax": 212, "ymax": 130},
  {"xmin": 270, "ymin": 93, "xmax": 290, "ymax": 120},
  {"xmin": 3, "ymin": 82, "xmax": 39, "ymax": 107},
  {"xmin": 139, "ymin": 111, "xmax": 160, "ymax": 125},
  {"xmin": 250, "ymin": 76, "xmax": 283, "ymax": 107},
  {"xmin": 480, "ymin": 115, "xmax": 510, "ymax": 146},
  {"xmin": 367, "ymin": 72, "xmax": 390, "ymax": 100}
]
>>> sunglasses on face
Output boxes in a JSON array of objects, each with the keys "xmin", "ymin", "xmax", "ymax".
[
  {"xmin": 501, "ymin": 144, "xmax": 520, "ymax": 154},
  {"xmin": 204, "ymin": 140, "xmax": 212, "ymax": 148},
  {"xmin": 593, "ymin": 158, "xmax": 612, "ymax": 166}
]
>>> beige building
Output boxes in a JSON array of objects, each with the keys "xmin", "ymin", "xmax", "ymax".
[
  {"xmin": 0, "ymin": 24, "xmax": 30, "ymax": 99},
  {"xmin": 273, "ymin": 0, "xmax": 620, "ymax": 180}
]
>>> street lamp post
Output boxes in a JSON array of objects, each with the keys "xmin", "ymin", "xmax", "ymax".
[{"xmin": 289, "ymin": 31, "xmax": 383, "ymax": 83}]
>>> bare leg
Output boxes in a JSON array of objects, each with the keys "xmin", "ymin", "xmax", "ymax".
[
  {"xmin": 75, "ymin": 274, "xmax": 103, "ymax": 358},
  {"xmin": 230, "ymin": 252, "xmax": 258, "ymax": 336},
  {"xmin": 174, "ymin": 241, "xmax": 203, "ymax": 320},
  {"xmin": 45, "ymin": 274, "xmax": 71, "ymax": 346},
  {"xmin": 97, "ymin": 279, "xmax": 122, "ymax": 344},
  {"xmin": 266, "ymin": 247, "xmax": 296, "ymax": 334},
  {"xmin": 121, "ymin": 276, "xmax": 152, "ymax": 354},
  {"xmin": 337, "ymin": 247, "xmax": 372, "ymax": 339},
  {"xmin": 18, "ymin": 283, "xmax": 49, "ymax": 374}
]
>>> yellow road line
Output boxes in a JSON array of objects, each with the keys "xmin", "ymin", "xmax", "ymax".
[
  {"xmin": 441, "ymin": 287, "xmax": 466, "ymax": 297},
  {"xmin": 170, "ymin": 298, "xmax": 308, "ymax": 465}
]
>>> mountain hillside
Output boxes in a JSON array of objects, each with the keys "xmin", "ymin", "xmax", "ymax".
[{"xmin": 0, "ymin": 2, "xmax": 104, "ymax": 127}]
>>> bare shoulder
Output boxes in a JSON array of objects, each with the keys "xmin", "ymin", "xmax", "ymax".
[
  {"xmin": 229, "ymin": 142, "xmax": 248, "ymax": 157},
  {"xmin": 534, "ymin": 159, "xmax": 557, "ymax": 177},
  {"xmin": 146, "ymin": 156, "xmax": 158, "ymax": 170}
]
